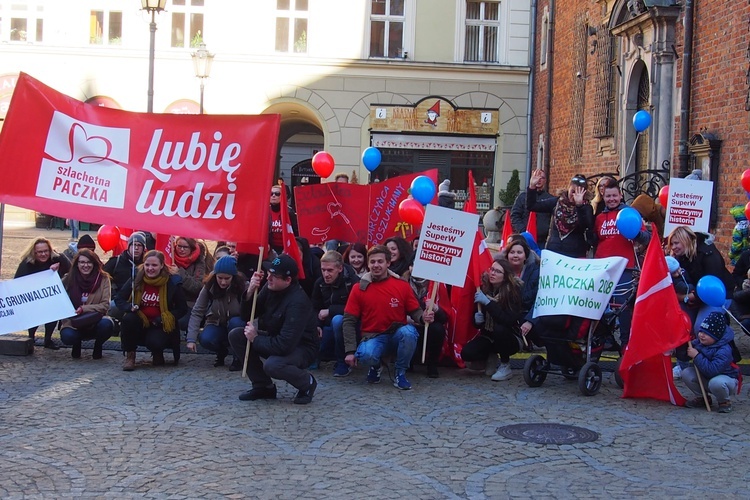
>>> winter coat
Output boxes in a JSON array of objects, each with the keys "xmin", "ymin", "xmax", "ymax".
[
  {"xmin": 511, "ymin": 190, "xmax": 554, "ymax": 246},
  {"xmin": 519, "ymin": 260, "xmax": 540, "ymax": 322},
  {"xmin": 526, "ymin": 188, "xmax": 593, "ymax": 258},
  {"xmin": 186, "ymin": 280, "xmax": 245, "ymax": 343},
  {"xmin": 175, "ymin": 248, "xmax": 208, "ymax": 306},
  {"xmin": 241, "ymin": 281, "xmax": 318, "ymax": 358},
  {"xmin": 676, "ymin": 233, "xmax": 734, "ymax": 301},
  {"xmin": 103, "ymin": 250, "xmax": 142, "ymax": 293},
  {"xmin": 691, "ymin": 328, "xmax": 740, "ymax": 380},
  {"xmin": 729, "ymin": 205, "xmax": 750, "ymax": 266},
  {"xmin": 114, "ymin": 274, "xmax": 188, "ymax": 329},
  {"xmin": 59, "ymin": 274, "xmax": 111, "ymax": 330},
  {"xmin": 311, "ymin": 264, "xmax": 359, "ymax": 327},
  {"xmin": 15, "ymin": 253, "xmax": 70, "ymax": 279}
]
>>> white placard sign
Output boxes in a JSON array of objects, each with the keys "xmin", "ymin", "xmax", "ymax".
[
  {"xmin": 533, "ymin": 250, "xmax": 627, "ymax": 320},
  {"xmin": 0, "ymin": 270, "xmax": 76, "ymax": 335},
  {"xmin": 663, "ymin": 177, "xmax": 714, "ymax": 236},
  {"xmin": 412, "ymin": 204, "xmax": 479, "ymax": 287}
]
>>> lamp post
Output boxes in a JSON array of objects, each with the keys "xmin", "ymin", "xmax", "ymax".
[
  {"xmin": 191, "ymin": 43, "xmax": 214, "ymax": 114},
  {"xmin": 141, "ymin": 0, "xmax": 168, "ymax": 113}
]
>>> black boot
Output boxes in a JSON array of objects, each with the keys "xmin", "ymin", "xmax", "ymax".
[
  {"xmin": 71, "ymin": 341, "xmax": 81, "ymax": 359},
  {"xmin": 228, "ymin": 356, "xmax": 242, "ymax": 372},
  {"xmin": 214, "ymin": 348, "xmax": 228, "ymax": 367},
  {"xmin": 93, "ymin": 339, "xmax": 103, "ymax": 359}
]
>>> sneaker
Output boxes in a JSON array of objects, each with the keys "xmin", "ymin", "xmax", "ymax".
[
  {"xmin": 238, "ymin": 385, "xmax": 277, "ymax": 401},
  {"xmin": 672, "ymin": 365, "xmax": 682, "ymax": 380},
  {"xmin": 491, "ymin": 362, "xmax": 513, "ymax": 381},
  {"xmin": 367, "ymin": 366, "xmax": 382, "ymax": 384},
  {"xmin": 293, "ymin": 375, "xmax": 318, "ymax": 405},
  {"xmin": 333, "ymin": 362, "xmax": 352, "ymax": 377},
  {"xmin": 685, "ymin": 395, "xmax": 712, "ymax": 408},
  {"xmin": 718, "ymin": 401, "xmax": 733, "ymax": 413},
  {"xmin": 393, "ymin": 372, "xmax": 412, "ymax": 390}
]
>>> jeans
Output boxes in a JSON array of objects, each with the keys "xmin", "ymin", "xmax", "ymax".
[
  {"xmin": 227, "ymin": 327, "xmax": 315, "ymax": 391},
  {"xmin": 199, "ymin": 316, "xmax": 246, "ymax": 355},
  {"xmin": 120, "ymin": 312, "xmax": 179, "ymax": 354},
  {"xmin": 70, "ymin": 220, "xmax": 79, "ymax": 240},
  {"xmin": 682, "ymin": 367, "xmax": 738, "ymax": 403},
  {"xmin": 60, "ymin": 318, "xmax": 114, "ymax": 346},
  {"xmin": 355, "ymin": 324, "xmax": 418, "ymax": 374}
]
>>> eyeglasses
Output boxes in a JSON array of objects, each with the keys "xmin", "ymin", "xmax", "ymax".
[
  {"xmin": 78, "ymin": 260, "xmax": 93, "ymax": 266},
  {"xmin": 489, "ymin": 267, "xmax": 504, "ymax": 275},
  {"xmin": 270, "ymin": 191, "xmax": 281, "ymax": 196},
  {"xmin": 176, "ymin": 245, "xmax": 191, "ymax": 250},
  {"xmin": 132, "ymin": 243, "xmax": 144, "ymax": 248},
  {"xmin": 35, "ymin": 250, "xmax": 50, "ymax": 255}
]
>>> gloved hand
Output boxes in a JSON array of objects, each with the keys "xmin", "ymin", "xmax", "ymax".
[
  {"xmin": 474, "ymin": 312, "xmax": 485, "ymax": 324},
  {"xmin": 474, "ymin": 291, "xmax": 491, "ymax": 305}
]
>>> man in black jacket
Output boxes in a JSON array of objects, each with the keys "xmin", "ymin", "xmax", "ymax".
[
  {"xmin": 228, "ymin": 255, "xmax": 319, "ymax": 405},
  {"xmin": 510, "ymin": 170, "xmax": 554, "ymax": 248},
  {"xmin": 103, "ymin": 232, "xmax": 146, "ymax": 319},
  {"xmin": 311, "ymin": 250, "xmax": 359, "ymax": 377}
]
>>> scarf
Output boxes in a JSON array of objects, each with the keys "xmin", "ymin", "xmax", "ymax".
[
  {"xmin": 67, "ymin": 271, "xmax": 102, "ymax": 309},
  {"xmin": 410, "ymin": 277, "xmax": 429, "ymax": 302},
  {"xmin": 483, "ymin": 287, "xmax": 502, "ymax": 333},
  {"xmin": 174, "ymin": 246, "xmax": 201, "ymax": 270},
  {"xmin": 554, "ymin": 194, "xmax": 579, "ymax": 239},
  {"xmin": 135, "ymin": 274, "xmax": 176, "ymax": 333}
]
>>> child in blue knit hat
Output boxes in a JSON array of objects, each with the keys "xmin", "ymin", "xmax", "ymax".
[{"xmin": 682, "ymin": 311, "xmax": 741, "ymax": 413}]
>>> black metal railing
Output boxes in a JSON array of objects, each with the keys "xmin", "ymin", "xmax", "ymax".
[{"xmin": 586, "ymin": 160, "xmax": 671, "ymax": 204}]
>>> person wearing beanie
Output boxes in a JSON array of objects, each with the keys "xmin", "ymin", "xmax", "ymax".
[
  {"xmin": 63, "ymin": 233, "xmax": 98, "ymax": 262},
  {"xmin": 437, "ymin": 179, "xmax": 456, "ymax": 209},
  {"xmin": 103, "ymin": 231, "xmax": 147, "ymax": 319},
  {"xmin": 186, "ymin": 256, "xmax": 247, "ymax": 370},
  {"xmin": 682, "ymin": 312, "xmax": 740, "ymax": 412}
]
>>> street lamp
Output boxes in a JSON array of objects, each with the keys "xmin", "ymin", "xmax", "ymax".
[
  {"xmin": 191, "ymin": 43, "xmax": 214, "ymax": 114},
  {"xmin": 141, "ymin": 0, "xmax": 168, "ymax": 113}
]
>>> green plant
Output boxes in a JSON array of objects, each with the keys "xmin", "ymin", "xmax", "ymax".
[
  {"xmin": 190, "ymin": 30, "xmax": 203, "ymax": 48},
  {"xmin": 497, "ymin": 169, "xmax": 521, "ymax": 207},
  {"xmin": 294, "ymin": 30, "xmax": 307, "ymax": 53}
]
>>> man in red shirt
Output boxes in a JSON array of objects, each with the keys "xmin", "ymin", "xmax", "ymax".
[
  {"xmin": 342, "ymin": 245, "xmax": 435, "ymax": 390},
  {"xmin": 593, "ymin": 183, "xmax": 650, "ymax": 347}
]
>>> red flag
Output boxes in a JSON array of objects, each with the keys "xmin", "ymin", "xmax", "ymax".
[
  {"xmin": 525, "ymin": 211, "xmax": 537, "ymax": 243},
  {"xmin": 112, "ymin": 227, "xmax": 133, "ymax": 256},
  {"xmin": 464, "ymin": 171, "xmax": 477, "ymax": 215},
  {"xmin": 279, "ymin": 181, "xmax": 305, "ymax": 279},
  {"xmin": 619, "ymin": 223, "xmax": 690, "ymax": 405},
  {"xmin": 155, "ymin": 234, "xmax": 174, "ymax": 266},
  {"xmin": 500, "ymin": 209, "xmax": 513, "ymax": 249}
]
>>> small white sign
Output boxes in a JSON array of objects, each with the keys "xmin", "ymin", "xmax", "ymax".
[
  {"xmin": 480, "ymin": 112, "xmax": 492, "ymax": 123},
  {"xmin": 412, "ymin": 205, "xmax": 479, "ymax": 287},
  {"xmin": 533, "ymin": 250, "xmax": 627, "ymax": 320},
  {"xmin": 663, "ymin": 177, "xmax": 714, "ymax": 236},
  {"xmin": 0, "ymin": 270, "xmax": 76, "ymax": 335}
]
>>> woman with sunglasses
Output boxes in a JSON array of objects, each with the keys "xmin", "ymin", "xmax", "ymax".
[
  {"xmin": 526, "ymin": 169, "xmax": 594, "ymax": 258},
  {"xmin": 60, "ymin": 249, "xmax": 114, "ymax": 359},
  {"xmin": 268, "ymin": 185, "xmax": 297, "ymax": 256}
]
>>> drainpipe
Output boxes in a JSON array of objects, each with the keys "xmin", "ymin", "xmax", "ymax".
[
  {"xmin": 677, "ymin": 0, "xmax": 694, "ymax": 178},
  {"xmin": 544, "ymin": 0, "xmax": 555, "ymax": 175},
  {"xmin": 526, "ymin": 0, "xmax": 538, "ymax": 182}
]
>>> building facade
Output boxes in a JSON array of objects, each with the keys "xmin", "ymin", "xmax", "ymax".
[
  {"xmin": 0, "ymin": 0, "xmax": 533, "ymax": 223},
  {"xmin": 530, "ymin": 0, "xmax": 750, "ymax": 253}
]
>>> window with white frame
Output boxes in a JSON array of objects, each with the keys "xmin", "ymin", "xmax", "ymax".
[
  {"xmin": 171, "ymin": 0, "xmax": 204, "ymax": 48},
  {"xmin": 369, "ymin": 0, "xmax": 405, "ymax": 58},
  {"xmin": 2, "ymin": 2, "xmax": 44, "ymax": 42},
  {"xmin": 464, "ymin": 0, "xmax": 500, "ymax": 63},
  {"xmin": 90, "ymin": 10, "xmax": 122, "ymax": 45},
  {"xmin": 276, "ymin": 0, "xmax": 308, "ymax": 53}
]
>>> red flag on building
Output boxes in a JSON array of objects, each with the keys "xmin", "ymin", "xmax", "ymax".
[
  {"xmin": 619, "ymin": 223, "xmax": 689, "ymax": 405},
  {"xmin": 525, "ymin": 211, "xmax": 537, "ymax": 243},
  {"xmin": 279, "ymin": 181, "xmax": 305, "ymax": 279}
]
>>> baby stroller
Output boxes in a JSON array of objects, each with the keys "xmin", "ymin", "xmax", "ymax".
[{"xmin": 523, "ymin": 314, "xmax": 607, "ymax": 396}]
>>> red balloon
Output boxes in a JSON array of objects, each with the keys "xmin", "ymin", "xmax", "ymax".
[
  {"xmin": 97, "ymin": 224, "xmax": 121, "ymax": 252},
  {"xmin": 311, "ymin": 151, "xmax": 335, "ymax": 178},
  {"xmin": 744, "ymin": 202, "xmax": 750, "ymax": 222},
  {"xmin": 742, "ymin": 169, "xmax": 750, "ymax": 193},
  {"xmin": 658, "ymin": 185, "xmax": 669, "ymax": 207},
  {"xmin": 399, "ymin": 198, "xmax": 425, "ymax": 225}
]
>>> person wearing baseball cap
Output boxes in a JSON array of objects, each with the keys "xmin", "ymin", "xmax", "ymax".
[
  {"xmin": 682, "ymin": 312, "xmax": 740, "ymax": 413},
  {"xmin": 228, "ymin": 254, "xmax": 319, "ymax": 405}
]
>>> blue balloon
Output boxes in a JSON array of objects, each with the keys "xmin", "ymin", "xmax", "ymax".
[
  {"xmin": 696, "ymin": 275, "xmax": 726, "ymax": 308},
  {"xmin": 410, "ymin": 176, "xmax": 436, "ymax": 205},
  {"xmin": 633, "ymin": 110, "xmax": 652, "ymax": 133},
  {"xmin": 362, "ymin": 147, "xmax": 382, "ymax": 172},
  {"xmin": 615, "ymin": 207, "xmax": 642, "ymax": 240}
]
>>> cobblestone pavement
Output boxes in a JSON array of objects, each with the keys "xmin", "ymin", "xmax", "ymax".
[{"xmin": 0, "ymin": 346, "xmax": 748, "ymax": 499}]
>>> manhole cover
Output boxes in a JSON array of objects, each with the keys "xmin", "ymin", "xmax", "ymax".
[{"xmin": 496, "ymin": 423, "xmax": 598, "ymax": 444}]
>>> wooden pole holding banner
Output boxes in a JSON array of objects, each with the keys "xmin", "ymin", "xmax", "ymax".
[
  {"xmin": 242, "ymin": 247, "xmax": 264, "ymax": 379},
  {"xmin": 421, "ymin": 282, "xmax": 439, "ymax": 364},
  {"xmin": 694, "ymin": 365, "xmax": 712, "ymax": 412}
]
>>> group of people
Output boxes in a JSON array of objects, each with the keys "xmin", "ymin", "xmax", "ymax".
[{"xmin": 12, "ymin": 172, "xmax": 744, "ymax": 411}]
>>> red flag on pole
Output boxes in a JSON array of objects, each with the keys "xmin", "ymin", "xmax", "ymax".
[
  {"xmin": 464, "ymin": 171, "xmax": 477, "ymax": 215},
  {"xmin": 155, "ymin": 234, "xmax": 174, "ymax": 266},
  {"xmin": 112, "ymin": 227, "xmax": 133, "ymax": 256},
  {"xmin": 525, "ymin": 210, "xmax": 537, "ymax": 243},
  {"xmin": 279, "ymin": 181, "xmax": 305, "ymax": 279},
  {"xmin": 619, "ymin": 223, "xmax": 690, "ymax": 405},
  {"xmin": 500, "ymin": 209, "xmax": 513, "ymax": 250}
]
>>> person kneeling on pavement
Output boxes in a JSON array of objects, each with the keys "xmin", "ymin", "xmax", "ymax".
[
  {"xmin": 228, "ymin": 255, "xmax": 319, "ymax": 405},
  {"xmin": 682, "ymin": 312, "xmax": 741, "ymax": 413},
  {"xmin": 341, "ymin": 245, "xmax": 435, "ymax": 390}
]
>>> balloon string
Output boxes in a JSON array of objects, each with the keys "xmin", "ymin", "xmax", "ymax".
[{"xmin": 624, "ymin": 132, "xmax": 640, "ymax": 174}]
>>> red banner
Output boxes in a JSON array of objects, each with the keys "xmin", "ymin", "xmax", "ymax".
[
  {"xmin": 0, "ymin": 73, "xmax": 278, "ymax": 246},
  {"xmin": 295, "ymin": 169, "xmax": 438, "ymax": 246}
]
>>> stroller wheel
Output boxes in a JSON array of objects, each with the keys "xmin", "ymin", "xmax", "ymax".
[
  {"xmin": 523, "ymin": 355, "xmax": 548, "ymax": 387},
  {"xmin": 613, "ymin": 357, "xmax": 624, "ymax": 389},
  {"xmin": 578, "ymin": 362, "xmax": 602, "ymax": 396}
]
